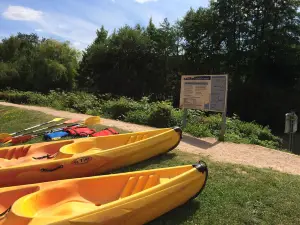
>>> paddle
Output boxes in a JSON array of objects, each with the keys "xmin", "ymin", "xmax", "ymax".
[
  {"xmin": 10, "ymin": 116, "xmax": 101, "ymax": 144},
  {"xmin": 1, "ymin": 119, "xmax": 76, "ymax": 145},
  {"xmin": 5, "ymin": 119, "xmax": 80, "ymax": 145},
  {"xmin": 0, "ymin": 118, "xmax": 64, "ymax": 142},
  {"xmin": 47, "ymin": 116, "xmax": 101, "ymax": 133},
  {"xmin": 14, "ymin": 118, "xmax": 80, "ymax": 137}
]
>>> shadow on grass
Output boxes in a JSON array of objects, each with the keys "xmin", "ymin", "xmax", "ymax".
[
  {"xmin": 147, "ymin": 199, "xmax": 201, "ymax": 225},
  {"xmin": 182, "ymin": 134, "xmax": 219, "ymax": 150}
]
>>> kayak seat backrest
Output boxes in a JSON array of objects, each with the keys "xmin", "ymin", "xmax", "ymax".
[
  {"xmin": 127, "ymin": 134, "xmax": 148, "ymax": 144},
  {"xmin": 0, "ymin": 146, "xmax": 31, "ymax": 160},
  {"xmin": 119, "ymin": 174, "xmax": 159, "ymax": 199}
]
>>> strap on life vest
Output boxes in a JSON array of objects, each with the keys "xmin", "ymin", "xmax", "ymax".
[
  {"xmin": 63, "ymin": 126, "xmax": 96, "ymax": 137},
  {"xmin": 92, "ymin": 128, "xmax": 119, "ymax": 137}
]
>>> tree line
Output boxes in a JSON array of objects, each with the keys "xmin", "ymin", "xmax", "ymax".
[{"xmin": 1, "ymin": 0, "xmax": 300, "ymax": 132}]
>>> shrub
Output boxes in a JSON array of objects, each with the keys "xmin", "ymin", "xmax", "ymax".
[
  {"xmin": 170, "ymin": 109, "xmax": 183, "ymax": 127},
  {"xmin": 185, "ymin": 123, "xmax": 212, "ymax": 137},
  {"xmin": 124, "ymin": 110, "xmax": 150, "ymax": 125},
  {"xmin": 63, "ymin": 92, "xmax": 100, "ymax": 113},
  {"xmin": 148, "ymin": 101, "xmax": 173, "ymax": 128},
  {"xmin": 101, "ymin": 97, "xmax": 143, "ymax": 119},
  {"xmin": 0, "ymin": 90, "xmax": 283, "ymax": 149}
]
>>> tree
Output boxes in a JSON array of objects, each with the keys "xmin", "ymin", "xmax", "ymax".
[
  {"xmin": 0, "ymin": 33, "xmax": 79, "ymax": 92},
  {"xmin": 32, "ymin": 39, "xmax": 80, "ymax": 91},
  {"xmin": 94, "ymin": 26, "xmax": 108, "ymax": 45}
]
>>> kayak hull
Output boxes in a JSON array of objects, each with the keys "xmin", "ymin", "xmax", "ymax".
[
  {"xmin": 0, "ymin": 127, "xmax": 182, "ymax": 187},
  {"xmin": 0, "ymin": 162, "xmax": 208, "ymax": 225}
]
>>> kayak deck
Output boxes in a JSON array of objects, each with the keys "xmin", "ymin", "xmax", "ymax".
[
  {"xmin": 0, "ymin": 128, "xmax": 177, "ymax": 168},
  {"xmin": 0, "ymin": 128, "xmax": 182, "ymax": 187},
  {"xmin": 0, "ymin": 162, "xmax": 207, "ymax": 225}
]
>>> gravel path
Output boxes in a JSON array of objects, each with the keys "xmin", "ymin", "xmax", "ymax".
[{"xmin": 1, "ymin": 101, "xmax": 300, "ymax": 175}]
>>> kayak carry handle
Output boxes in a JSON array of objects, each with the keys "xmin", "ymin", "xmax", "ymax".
[
  {"xmin": 40, "ymin": 165, "xmax": 63, "ymax": 172},
  {"xmin": 33, "ymin": 153, "xmax": 57, "ymax": 160},
  {"xmin": 0, "ymin": 206, "xmax": 11, "ymax": 218}
]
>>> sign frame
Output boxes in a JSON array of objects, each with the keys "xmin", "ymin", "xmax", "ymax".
[{"xmin": 179, "ymin": 74, "xmax": 228, "ymax": 141}]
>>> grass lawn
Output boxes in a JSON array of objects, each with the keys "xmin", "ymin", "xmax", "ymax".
[
  {"xmin": 0, "ymin": 105, "xmax": 125, "ymax": 144},
  {"xmin": 1, "ymin": 105, "xmax": 300, "ymax": 224}
]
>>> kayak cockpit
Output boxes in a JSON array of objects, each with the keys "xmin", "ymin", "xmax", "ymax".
[
  {"xmin": 0, "ymin": 141, "xmax": 74, "ymax": 168},
  {"xmin": 0, "ymin": 128, "xmax": 177, "ymax": 169},
  {"xmin": 10, "ymin": 169, "xmax": 189, "ymax": 223}
]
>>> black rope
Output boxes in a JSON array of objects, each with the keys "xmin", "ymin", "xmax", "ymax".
[
  {"xmin": 0, "ymin": 206, "xmax": 11, "ymax": 217},
  {"xmin": 32, "ymin": 153, "xmax": 57, "ymax": 160},
  {"xmin": 40, "ymin": 165, "xmax": 63, "ymax": 172}
]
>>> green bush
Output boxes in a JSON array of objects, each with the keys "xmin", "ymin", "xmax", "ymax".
[
  {"xmin": 148, "ymin": 101, "xmax": 173, "ymax": 128},
  {"xmin": 170, "ymin": 109, "xmax": 183, "ymax": 127},
  {"xmin": 124, "ymin": 110, "xmax": 150, "ymax": 125},
  {"xmin": 62, "ymin": 92, "xmax": 100, "ymax": 114},
  {"xmin": 27, "ymin": 92, "xmax": 48, "ymax": 106},
  {"xmin": 0, "ymin": 90, "xmax": 282, "ymax": 149},
  {"xmin": 185, "ymin": 123, "xmax": 212, "ymax": 137},
  {"xmin": 101, "ymin": 97, "xmax": 143, "ymax": 120}
]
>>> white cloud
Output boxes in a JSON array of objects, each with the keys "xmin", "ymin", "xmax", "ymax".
[
  {"xmin": 72, "ymin": 41, "xmax": 81, "ymax": 47},
  {"xmin": 36, "ymin": 13, "xmax": 98, "ymax": 50},
  {"xmin": 135, "ymin": 0, "xmax": 158, "ymax": 3},
  {"xmin": 2, "ymin": 5, "xmax": 43, "ymax": 21},
  {"xmin": 2, "ymin": 5, "xmax": 99, "ymax": 50}
]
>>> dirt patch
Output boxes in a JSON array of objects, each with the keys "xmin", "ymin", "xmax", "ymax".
[{"xmin": 1, "ymin": 101, "xmax": 300, "ymax": 175}]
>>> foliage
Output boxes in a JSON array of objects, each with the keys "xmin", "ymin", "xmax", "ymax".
[
  {"xmin": 2, "ymin": 1, "xmax": 300, "ymax": 132},
  {"xmin": 148, "ymin": 101, "xmax": 173, "ymax": 128},
  {"xmin": 77, "ymin": 0, "xmax": 300, "ymax": 132},
  {"xmin": 78, "ymin": 20, "xmax": 178, "ymax": 100},
  {"xmin": 0, "ymin": 33, "xmax": 80, "ymax": 92},
  {"xmin": 0, "ymin": 90, "xmax": 282, "ymax": 149},
  {"xmin": 124, "ymin": 110, "xmax": 150, "ymax": 125},
  {"xmin": 101, "ymin": 97, "xmax": 144, "ymax": 120},
  {"xmin": 2, "ymin": 0, "xmax": 300, "ymax": 143}
]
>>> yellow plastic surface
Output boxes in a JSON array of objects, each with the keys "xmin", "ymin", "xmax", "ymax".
[
  {"xmin": 0, "ymin": 127, "xmax": 181, "ymax": 187},
  {"xmin": 0, "ymin": 163, "xmax": 207, "ymax": 225}
]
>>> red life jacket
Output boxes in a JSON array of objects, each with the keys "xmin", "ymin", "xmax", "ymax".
[
  {"xmin": 63, "ymin": 126, "xmax": 96, "ymax": 137},
  {"xmin": 92, "ymin": 128, "xmax": 119, "ymax": 137}
]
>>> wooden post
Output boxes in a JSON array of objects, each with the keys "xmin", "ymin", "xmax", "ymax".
[
  {"xmin": 218, "ymin": 75, "xmax": 228, "ymax": 142},
  {"xmin": 219, "ymin": 111, "xmax": 227, "ymax": 141},
  {"xmin": 182, "ymin": 108, "xmax": 188, "ymax": 129}
]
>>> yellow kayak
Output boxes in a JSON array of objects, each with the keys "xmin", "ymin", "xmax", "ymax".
[
  {"xmin": 0, "ymin": 127, "xmax": 182, "ymax": 187},
  {"xmin": 0, "ymin": 161, "xmax": 208, "ymax": 225}
]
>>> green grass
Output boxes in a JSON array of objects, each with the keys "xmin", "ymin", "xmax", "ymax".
[
  {"xmin": 0, "ymin": 105, "xmax": 127, "ymax": 145},
  {"xmin": 1, "ymin": 105, "xmax": 300, "ymax": 224},
  {"xmin": 113, "ymin": 152, "xmax": 300, "ymax": 225}
]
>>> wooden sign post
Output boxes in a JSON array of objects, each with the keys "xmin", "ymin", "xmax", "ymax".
[{"xmin": 179, "ymin": 75, "xmax": 228, "ymax": 141}]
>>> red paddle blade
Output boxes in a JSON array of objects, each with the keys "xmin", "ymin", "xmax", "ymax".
[
  {"xmin": 64, "ymin": 119, "xmax": 80, "ymax": 124},
  {"xmin": 11, "ymin": 135, "xmax": 34, "ymax": 145},
  {"xmin": 0, "ymin": 136, "xmax": 12, "ymax": 143}
]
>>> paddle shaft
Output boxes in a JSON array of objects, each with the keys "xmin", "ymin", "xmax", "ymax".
[
  {"xmin": 4, "ymin": 116, "xmax": 100, "ymax": 145},
  {"xmin": 10, "ymin": 123, "xmax": 81, "ymax": 144},
  {"xmin": 10, "ymin": 118, "xmax": 64, "ymax": 136},
  {"xmin": 14, "ymin": 121, "xmax": 69, "ymax": 137}
]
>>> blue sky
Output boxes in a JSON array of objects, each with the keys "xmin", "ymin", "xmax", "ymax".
[{"xmin": 0, "ymin": 0, "xmax": 208, "ymax": 50}]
